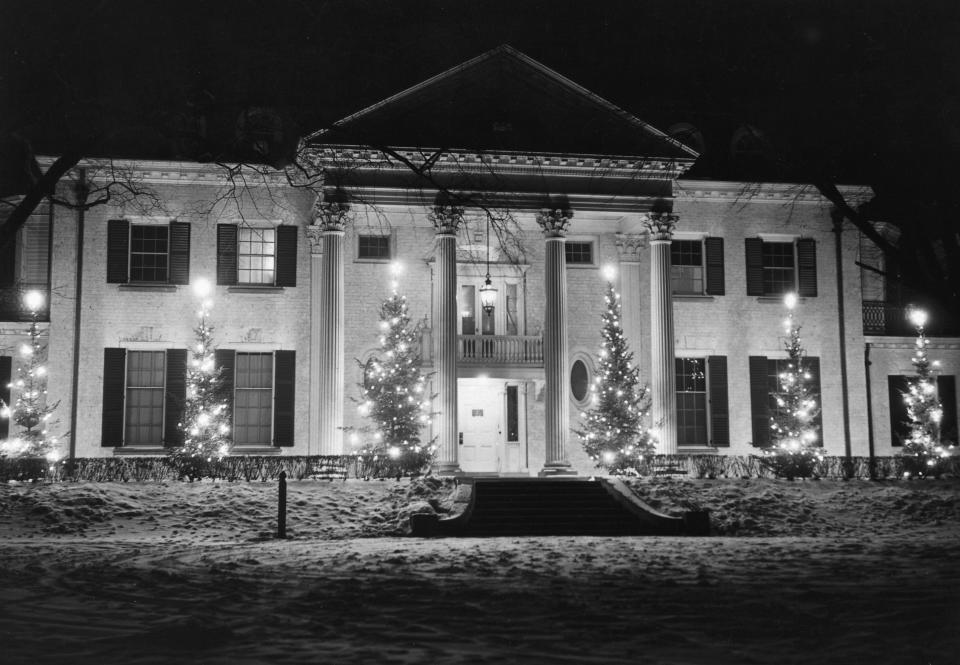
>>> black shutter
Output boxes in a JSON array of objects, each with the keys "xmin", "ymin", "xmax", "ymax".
[
  {"xmin": 705, "ymin": 237, "xmax": 725, "ymax": 296},
  {"xmin": 164, "ymin": 349, "xmax": 187, "ymax": 447},
  {"xmin": 887, "ymin": 375, "xmax": 911, "ymax": 447},
  {"xmin": 275, "ymin": 226, "xmax": 298, "ymax": 287},
  {"xmin": 797, "ymin": 238, "xmax": 817, "ymax": 297},
  {"xmin": 806, "ymin": 356, "xmax": 823, "ymax": 446},
  {"xmin": 0, "ymin": 356, "xmax": 11, "ymax": 439},
  {"xmin": 749, "ymin": 355, "xmax": 770, "ymax": 447},
  {"xmin": 938, "ymin": 375, "xmax": 958, "ymax": 445},
  {"xmin": 216, "ymin": 224, "xmax": 238, "ymax": 286},
  {"xmin": 0, "ymin": 236, "xmax": 14, "ymax": 286},
  {"xmin": 168, "ymin": 222, "xmax": 191, "ymax": 285},
  {"xmin": 101, "ymin": 348, "xmax": 126, "ymax": 446},
  {"xmin": 273, "ymin": 350, "xmax": 295, "ymax": 446},
  {"xmin": 215, "ymin": 349, "xmax": 235, "ymax": 418},
  {"xmin": 107, "ymin": 220, "xmax": 130, "ymax": 284},
  {"xmin": 745, "ymin": 238, "xmax": 764, "ymax": 296},
  {"xmin": 707, "ymin": 355, "xmax": 730, "ymax": 447}
]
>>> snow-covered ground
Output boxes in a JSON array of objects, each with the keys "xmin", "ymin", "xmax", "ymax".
[{"xmin": 1, "ymin": 478, "xmax": 958, "ymax": 664}]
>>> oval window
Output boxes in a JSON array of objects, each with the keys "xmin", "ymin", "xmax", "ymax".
[{"xmin": 570, "ymin": 359, "xmax": 589, "ymax": 403}]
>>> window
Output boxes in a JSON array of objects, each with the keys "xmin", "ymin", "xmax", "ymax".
[
  {"xmin": 358, "ymin": 235, "xmax": 391, "ymax": 260},
  {"xmin": 570, "ymin": 359, "xmax": 590, "ymax": 405},
  {"xmin": 565, "ymin": 241, "xmax": 593, "ymax": 265},
  {"xmin": 748, "ymin": 355, "xmax": 822, "ymax": 447},
  {"xmin": 676, "ymin": 358, "xmax": 708, "ymax": 446},
  {"xmin": 746, "ymin": 238, "xmax": 816, "ymax": 297},
  {"xmin": 107, "ymin": 220, "xmax": 190, "ymax": 285},
  {"xmin": 124, "ymin": 351, "xmax": 166, "ymax": 445},
  {"xmin": 234, "ymin": 352, "xmax": 274, "ymax": 446},
  {"xmin": 130, "ymin": 226, "xmax": 169, "ymax": 282},
  {"xmin": 217, "ymin": 224, "xmax": 297, "ymax": 287},
  {"xmin": 238, "ymin": 228, "xmax": 276, "ymax": 284},
  {"xmin": 762, "ymin": 242, "xmax": 795, "ymax": 296},
  {"xmin": 505, "ymin": 283, "xmax": 519, "ymax": 335},
  {"xmin": 671, "ymin": 240, "xmax": 704, "ymax": 295}
]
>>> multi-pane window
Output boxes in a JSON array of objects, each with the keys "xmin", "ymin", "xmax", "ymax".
[
  {"xmin": 762, "ymin": 241, "xmax": 795, "ymax": 296},
  {"xmin": 671, "ymin": 240, "xmax": 704, "ymax": 294},
  {"xmin": 234, "ymin": 352, "xmax": 273, "ymax": 446},
  {"xmin": 565, "ymin": 241, "xmax": 593, "ymax": 265},
  {"xmin": 124, "ymin": 350, "xmax": 165, "ymax": 445},
  {"xmin": 238, "ymin": 228, "xmax": 276, "ymax": 285},
  {"xmin": 505, "ymin": 283, "xmax": 518, "ymax": 335},
  {"xmin": 358, "ymin": 235, "xmax": 391, "ymax": 260},
  {"xmin": 676, "ymin": 358, "xmax": 708, "ymax": 446},
  {"xmin": 130, "ymin": 226, "xmax": 169, "ymax": 282}
]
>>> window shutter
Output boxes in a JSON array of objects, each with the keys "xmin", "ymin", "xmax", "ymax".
[
  {"xmin": 745, "ymin": 238, "xmax": 763, "ymax": 296},
  {"xmin": 164, "ymin": 349, "xmax": 187, "ymax": 447},
  {"xmin": 806, "ymin": 356, "xmax": 823, "ymax": 446},
  {"xmin": 749, "ymin": 355, "xmax": 770, "ymax": 447},
  {"xmin": 275, "ymin": 226, "xmax": 298, "ymax": 287},
  {"xmin": 216, "ymin": 224, "xmax": 238, "ymax": 286},
  {"xmin": 273, "ymin": 350, "xmax": 295, "ymax": 446},
  {"xmin": 0, "ymin": 233, "xmax": 16, "ymax": 286},
  {"xmin": 797, "ymin": 238, "xmax": 817, "ymax": 297},
  {"xmin": 214, "ymin": 350, "xmax": 235, "ymax": 423},
  {"xmin": 704, "ymin": 237, "xmax": 725, "ymax": 296},
  {"xmin": 168, "ymin": 222, "xmax": 191, "ymax": 285},
  {"xmin": 107, "ymin": 220, "xmax": 130, "ymax": 284},
  {"xmin": 0, "ymin": 355, "xmax": 11, "ymax": 439},
  {"xmin": 937, "ymin": 375, "xmax": 958, "ymax": 445},
  {"xmin": 101, "ymin": 348, "xmax": 127, "ymax": 446},
  {"xmin": 887, "ymin": 375, "xmax": 910, "ymax": 447},
  {"xmin": 707, "ymin": 355, "xmax": 730, "ymax": 447}
]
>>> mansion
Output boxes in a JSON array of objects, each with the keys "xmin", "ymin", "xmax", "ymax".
[{"xmin": 1, "ymin": 46, "xmax": 957, "ymax": 475}]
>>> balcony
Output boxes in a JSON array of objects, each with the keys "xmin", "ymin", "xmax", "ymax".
[
  {"xmin": 862, "ymin": 301, "xmax": 960, "ymax": 337},
  {"xmin": 458, "ymin": 335, "xmax": 543, "ymax": 366}
]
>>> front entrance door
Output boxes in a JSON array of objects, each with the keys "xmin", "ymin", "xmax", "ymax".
[{"xmin": 458, "ymin": 380, "xmax": 501, "ymax": 473}]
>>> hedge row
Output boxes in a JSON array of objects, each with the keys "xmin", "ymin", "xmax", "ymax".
[{"xmin": 1, "ymin": 454, "xmax": 958, "ymax": 483}]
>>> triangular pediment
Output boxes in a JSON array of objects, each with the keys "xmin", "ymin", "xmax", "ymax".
[{"xmin": 310, "ymin": 45, "xmax": 697, "ymax": 161}]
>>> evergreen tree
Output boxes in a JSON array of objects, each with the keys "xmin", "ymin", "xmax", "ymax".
[
  {"xmin": 575, "ymin": 280, "xmax": 654, "ymax": 474},
  {"xmin": 169, "ymin": 283, "xmax": 231, "ymax": 473},
  {"xmin": 0, "ymin": 291, "xmax": 63, "ymax": 459},
  {"xmin": 900, "ymin": 308, "xmax": 951, "ymax": 476},
  {"xmin": 753, "ymin": 293, "xmax": 822, "ymax": 478},
  {"xmin": 354, "ymin": 282, "xmax": 434, "ymax": 474}
]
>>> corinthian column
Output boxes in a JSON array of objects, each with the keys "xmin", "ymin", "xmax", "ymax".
[
  {"xmin": 313, "ymin": 200, "xmax": 351, "ymax": 455},
  {"xmin": 537, "ymin": 207, "xmax": 576, "ymax": 476},
  {"xmin": 306, "ymin": 225, "xmax": 324, "ymax": 455},
  {"xmin": 428, "ymin": 202, "xmax": 463, "ymax": 475},
  {"xmin": 646, "ymin": 212, "xmax": 678, "ymax": 454}
]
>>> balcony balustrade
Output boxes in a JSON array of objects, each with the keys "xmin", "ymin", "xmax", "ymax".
[{"xmin": 458, "ymin": 334, "xmax": 543, "ymax": 366}]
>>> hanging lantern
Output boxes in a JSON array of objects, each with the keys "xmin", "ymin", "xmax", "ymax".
[{"xmin": 479, "ymin": 274, "xmax": 497, "ymax": 314}]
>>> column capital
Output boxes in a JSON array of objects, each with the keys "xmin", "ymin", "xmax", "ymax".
[
  {"xmin": 428, "ymin": 203, "xmax": 465, "ymax": 235},
  {"xmin": 305, "ymin": 226, "xmax": 325, "ymax": 255},
  {"xmin": 536, "ymin": 208, "xmax": 574, "ymax": 238},
  {"xmin": 615, "ymin": 233, "xmax": 648, "ymax": 260},
  {"xmin": 312, "ymin": 199, "xmax": 352, "ymax": 232},
  {"xmin": 644, "ymin": 212, "xmax": 678, "ymax": 242}
]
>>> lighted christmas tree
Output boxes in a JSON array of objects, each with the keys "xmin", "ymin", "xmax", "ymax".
[
  {"xmin": 900, "ymin": 307, "xmax": 950, "ymax": 477},
  {"xmin": 353, "ymin": 269, "xmax": 434, "ymax": 474},
  {"xmin": 753, "ymin": 292, "xmax": 822, "ymax": 478},
  {"xmin": 575, "ymin": 278, "xmax": 655, "ymax": 474},
  {"xmin": 168, "ymin": 279, "xmax": 231, "ymax": 472},
  {"xmin": 0, "ymin": 291, "xmax": 63, "ymax": 460}
]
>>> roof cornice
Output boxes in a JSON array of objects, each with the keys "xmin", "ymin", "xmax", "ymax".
[{"xmin": 675, "ymin": 179, "xmax": 873, "ymax": 205}]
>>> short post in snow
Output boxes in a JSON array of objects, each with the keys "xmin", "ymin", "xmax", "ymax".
[{"xmin": 277, "ymin": 470, "xmax": 287, "ymax": 539}]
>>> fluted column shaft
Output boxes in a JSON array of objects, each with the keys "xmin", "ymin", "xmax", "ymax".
[
  {"xmin": 307, "ymin": 228, "xmax": 323, "ymax": 455},
  {"xmin": 647, "ymin": 214, "xmax": 678, "ymax": 454},
  {"xmin": 318, "ymin": 228, "xmax": 345, "ymax": 454},
  {"xmin": 537, "ymin": 208, "xmax": 575, "ymax": 475},
  {"xmin": 429, "ymin": 203, "xmax": 463, "ymax": 475}
]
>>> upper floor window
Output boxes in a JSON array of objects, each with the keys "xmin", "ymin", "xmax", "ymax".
[
  {"xmin": 358, "ymin": 234, "xmax": 391, "ymax": 260},
  {"xmin": 217, "ymin": 224, "xmax": 297, "ymax": 287},
  {"xmin": 671, "ymin": 240, "xmax": 704, "ymax": 295},
  {"xmin": 745, "ymin": 238, "xmax": 817, "ymax": 298},
  {"xmin": 565, "ymin": 241, "xmax": 594, "ymax": 265},
  {"xmin": 238, "ymin": 227, "xmax": 276, "ymax": 285},
  {"xmin": 107, "ymin": 220, "xmax": 190, "ymax": 285}
]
